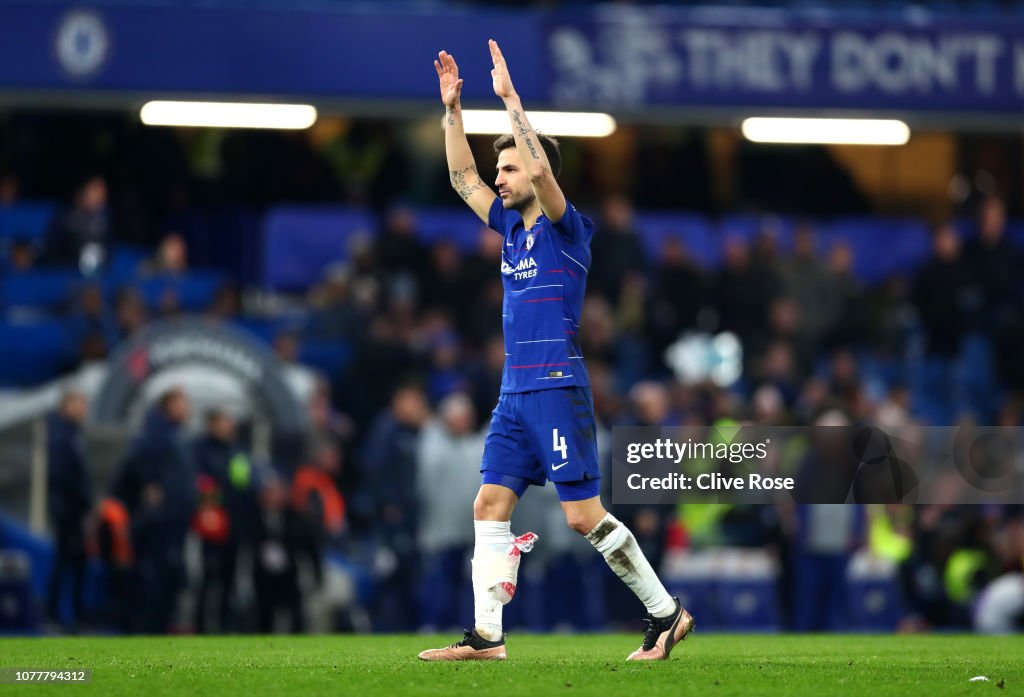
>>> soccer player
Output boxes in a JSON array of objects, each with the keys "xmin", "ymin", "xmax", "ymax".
[{"xmin": 418, "ymin": 40, "xmax": 694, "ymax": 662}]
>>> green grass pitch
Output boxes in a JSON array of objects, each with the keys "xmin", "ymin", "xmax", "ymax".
[{"xmin": 0, "ymin": 634, "xmax": 1020, "ymax": 696}]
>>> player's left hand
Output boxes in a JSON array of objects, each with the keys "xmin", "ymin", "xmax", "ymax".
[{"xmin": 489, "ymin": 39, "xmax": 517, "ymax": 100}]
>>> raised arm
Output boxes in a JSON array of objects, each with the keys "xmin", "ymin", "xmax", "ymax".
[
  {"xmin": 489, "ymin": 39, "xmax": 567, "ymax": 223},
  {"xmin": 435, "ymin": 50, "xmax": 496, "ymax": 223}
]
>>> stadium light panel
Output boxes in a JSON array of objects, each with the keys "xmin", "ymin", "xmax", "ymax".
[
  {"xmin": 140, "ymin": 101, "xmax": 317, "ymax": 129},
  {"xmin": 740, "ymin": 117, "xmax": 910, "ymax": 145},
  {"xmin": 454, "ymin": 110, "xmax": 617, "ymax": 137}
]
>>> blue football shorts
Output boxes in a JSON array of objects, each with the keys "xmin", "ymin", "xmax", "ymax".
[{"xmin": 480, "ymin": 386, "xmax": 600, "ymax": 502}]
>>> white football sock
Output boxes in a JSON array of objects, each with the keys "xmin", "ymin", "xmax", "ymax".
[
  {"xmin": 472, "ymin": 520, "xmax": 512, "ymax": 641},
  {"xmin": 585, "ymin": 513, "xmax": 676, "ymax": 618}
]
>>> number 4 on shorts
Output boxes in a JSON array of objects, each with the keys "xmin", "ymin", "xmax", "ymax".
[{"xmin": 552, "ymin": 428, "xmax": 568, "ymax": 459}]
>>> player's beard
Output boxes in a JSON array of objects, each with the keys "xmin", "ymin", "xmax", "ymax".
[{"xmin": 505, "ymin": 188, "xmax": 536, "ymax": 212}]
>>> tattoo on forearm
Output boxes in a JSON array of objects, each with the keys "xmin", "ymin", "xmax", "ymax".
[
  {"xmin": 446, "ymin": 106, "xmax": 455, "ymax": 127},
  {"xmin": 511, "ymin": 110, "xmax": 541, "ymax": 160},
  {"xmin": 449, "ymin": 164, "xmax": 485, "ymax": 200}
]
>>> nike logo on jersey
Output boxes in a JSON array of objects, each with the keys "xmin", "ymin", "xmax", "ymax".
[{"xmin": 552, "ymin": 461, "xmax": 569, "ymax": 471}]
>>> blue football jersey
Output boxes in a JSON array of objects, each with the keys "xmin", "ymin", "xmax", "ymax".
[{"xmin": 488, "ymin": 196, "xmax": 594, "ymax": 393}]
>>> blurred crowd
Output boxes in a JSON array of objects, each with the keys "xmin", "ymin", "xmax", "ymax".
[
  {"xmin": 11, "ymin": 174, "xmax": 1024, "ymax": 430},
  {"xmin": 28, "ymin": 180, "xmax": 1024, "ymax": 635}
]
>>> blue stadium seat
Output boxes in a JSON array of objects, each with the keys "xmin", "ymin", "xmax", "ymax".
[
  {"xmin": 825, "ymin": 218, "xmax": 930, "ymax": 282},
  {"xmin": 0, "ymin": 202, "xmax": 57, "ymax": 242},
  {"xmin": 955, "ymin": 334, "xmax": 996, "ymax": 423},
  {"xmin": 0, "ymin": 319, "xmax": 75, "ymax": 387},
  {"xmin": 633, "ymin": 213, "xmax": 717, "ymax": 267},
  {"xmin": 233, "ymin": 316, "xmax": 295, "ymax": 344},
  {"xmin": 0, "ymin": 551, "xmax": 37, "ymax": 634},
  {"xmin": 106, "ymin": 246, "xmax": 150, "ymax": 284},
  {"xmin": 262, "ymin": 206, "xmax": 374, "ymax": 291},
  {"xmin": 298, "ymin": 340, "xmax": 353, "ymax": 377},
  {"xmin": 1005, "ymin": 222, "xmax": 1024, "ymax": 248},
  {"xmin": 133, "ymin": 272, "xmax": 227, "ymax": 312},
  {"xmin": 718, "ymin": 213, "xmax": 799, "ymax": 255},
  {"xmin": 909, "ymin": 352, "xmax": 957, "ymax": 426},
  {"xmin": 714, "ymin": 549, "xmax": 780, "ymax": 631},
  {"xmin": 661, "ymin": 550, "xmax": 723, "ymax": 630},
  {"xmin": 0, "ymin": 269, "xmax": 83, "ymax": 311},
  {"xmin": 846, "ymin": 551, "xmax": 905, "ymax": 631},
  {"xmin": 716, "ymin": 578, "xmax": 780, "ymax": 631},
  {"xmin": 414, "ymin": 208, "xmax": 487, "ymax": 253},
  {"xmin": 0, "ymin": 514, "xmax": 107, "ymax": 634}
]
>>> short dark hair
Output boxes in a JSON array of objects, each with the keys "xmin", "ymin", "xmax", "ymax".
[
  {"xmin": 205, "ymin": 407, "xmax": 229, "ymax": 424},
  {"xmin": 159, "ymin": 387, "xmax": 185, "ymax": 412},
  {"xmin": 493, "ymin": 133, "xmax": 561, "ymax": 178}
]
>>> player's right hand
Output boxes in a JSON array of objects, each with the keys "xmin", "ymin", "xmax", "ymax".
[{"xmin": 434, "ymin": 50, "xmax": 464, "ymax": 108}]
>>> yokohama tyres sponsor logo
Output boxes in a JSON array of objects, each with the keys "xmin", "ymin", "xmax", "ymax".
[{"xmin": 502, "ymin": 256, "xmax": 538, "ymax": 280}]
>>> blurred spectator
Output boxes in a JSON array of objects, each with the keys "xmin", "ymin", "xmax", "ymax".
[
  {"xmin": 114, "ymin": 288, "xmax": 148, "ymax": 341},
  {"xmin": 307, "ymin": 264, "xmax": 360, "ymax": 341},
  {"xmin": 756, "ymin": 340, "xmax": 801, "ymax": 408},
  {"xmin": 421, "ymin": 240, "xmax": 468, "ymax": 316},
  {"xmin": 714, "ymin": 236, "xmax": 781, "ymax": 365},
  {"xmin": 468, "ymin": 333, "xmax": 506, "ymax": 420},
  {"xmin": 45, "ymin": 391, "xmax": 92, "ymax": 632},
  {"xmin": 782, "ymin": 225, "xmax": 831, "ymax": 344},
  {"xmin": 912, "ymin": 224, "xmax": 969, "ymax": 357},
  {"xmin": 0, "ymin": 171, "xmax": 18, "ymax": 203},
  {"xmin": 192, "ymin": 409, "xmax": 256, "ymax": 634},
  {"xmin": 941, "ymin": 508, "xmax": 1000, "ymax": 627},
  {"xmin": 607, "ymin": 381, "xmax": 676, "ymax": 626},
  {"xmin": 778, "ymin": 225, "xmax": 860, "ymax": 350},
  {"xmin": 44, "ymin": 174, "xmax": 110, "ymax": 274},
  {"xmin": 973, "ymin": 510, "xmax": 1024, "ymax": 633},
  {"xmin": 853, "ymin": 277, "xmax": 913, "ymax": 406},
  {"xmin": 274, "ymin": 331, "xmax": 320, "ymax": 410},
  {"xmin": 415, "ymin": 393, "xmax": 482, "ymax": 631},
  {"xmin": 109, "ymin": 387, "xmax": 196, "ymax": 633},
  {"xmin": 375, "ymin": 204, "xmax": 426, "ymax": 284},
  {"xmin": 358, "ymin": 383, "xmax": 430, "ymax": 631},
  {"xmin": 791, "ymin": 504, "xmax": 865, "ymax": 631},
  {"xmin": 821, "ymin": 240, "xmax": 865, "ymax": 349},
  {"xmin": 974, "ymin": 572, "xmax": 1024, "ymax": 633},
  {"xmin": 141, "ymin": 232, "xmax": 189, "ymax": 276},
  {"xmin": 307, "ymin": 380, "xmax": 355, "ymax": 471},
  {"xmin": 253, "ymin": 475, "xmax": 322, "ymax": 633},
  {"xmin": 647, "ymin": 237, "xmax": 706, "ymax": 354},
  {"xmin": 426, "ymin": 331, "xmax": 470, "ymax": 404},
  {"xmin": 591, "ymin": 194, "xmax": 646, "ymax": 302},
  {"xmin": 343, "ymin": 305, "xmax": 421, "ymax": 434},
  {"xmin": 157, "ymin": 287, "xmax": 183, "ymax": 318},
  {"xmin": 77, "ymin": 332, "xmax": 110, "ymax": 366},
  {"xmin": 462, "ymin": 227, "xmax": 504, "ymax": 302},
  {"xmin": 964, "ymin": 196, "xmax": 1018, "ymax": 333},
  {"xmin": 72, "ymin": 284, "xmax": 117, "ymax": 346},
  {"xmin": 766, "ymin": 296, "xmax": 813, "ymax": 378},
  {"xmin": 466, "ymin": 277, "xmax": 504, "ymax": 349},
  {"xmin": 192, "ymin": 474, "xmax": 232, "ymax": 631},
  {"xmin": 615, "ymin": 271, "xmax": 648, "ymax": 336},
  {"xmin": 752, "ymin": 384, "xmax": 790, "ymax": 425},
  {"xmin": 309, "ymin": 379, "xmax": 354, "ymax": 444},
  {"xmin": 996, "ymin": 297, "xmax": 1024, "ymax": 404},
  {"xmin": 205, "ymin": 285, "xmax": 241, "ymax": 321},
  {"xmin": 291, "ymin": 438, "xmax": 346, "ymax": 540},
  {"xmin": 6, "ymin": 236, "xmax": 36, "ymax": 271},
  {"xmin": 580, "ymin": 296, "xmax": 618, "ymax": 369}
]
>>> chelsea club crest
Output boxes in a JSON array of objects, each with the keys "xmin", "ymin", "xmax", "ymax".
[
  {"xmin": 55, "ymin": 10, "xmax": 110, "ymax": 79},
  {"xmin": 525, "ymin": 232, "xmax": 535, "ymax": 251}
]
